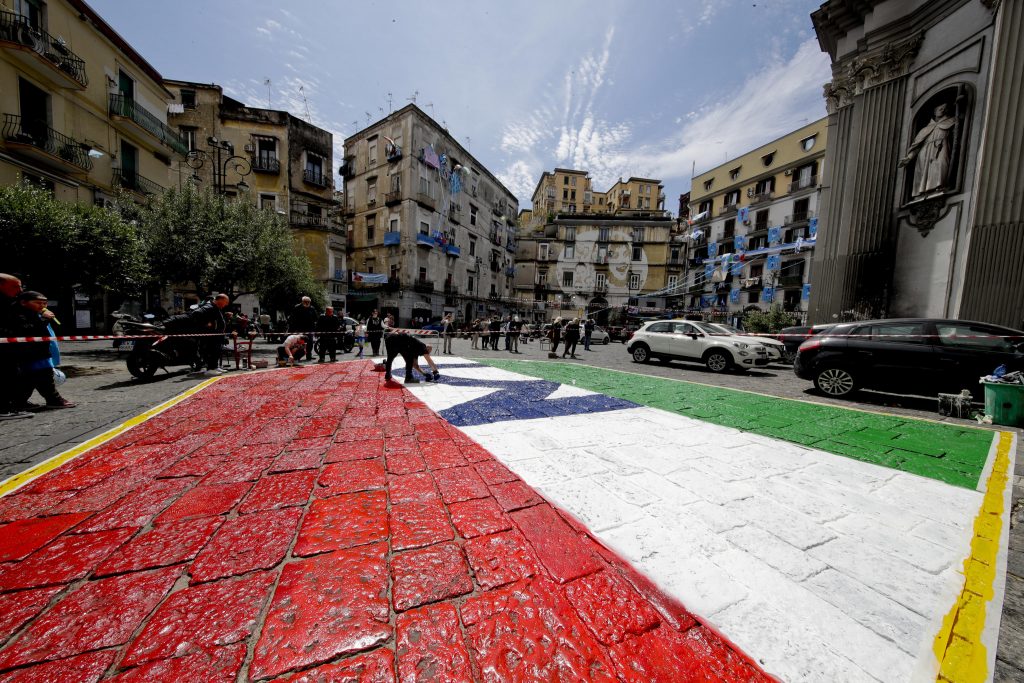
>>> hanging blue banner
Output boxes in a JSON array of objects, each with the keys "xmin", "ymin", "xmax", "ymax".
[
  {"xmin": 766, "ymin": 255, "xmax": 781, "ymax": 271},
  {"xmin": 768, "ymin": 226, "xmax": 782, "ymax": 245},
  {"xmin": 737, "ymin": 207, "xmax": 749, "ymax": 223},
  {"xmin": 761, "ymin": 287, "xmax": 775, "ymax": 303},
  {"xmin": 802, "ymin": 283, "xmax": 811, "ymax": 300},
  {"xmin": 730, "ymin": 260, "xmax": 745, "ymax": 276},
  {"xmin": 700, "ymin": 295, "xmax": 715, "ymax": 308},
  {"xmin": 729, "ymin": 288, "xmax": 741, "ymax": 304},
  {"xmin": 707, "ymin": 242, "xmax": 718, "ymax": 258},
  {"xmin": 734, "ymin": 235, "xmax": 746, "ymax": 251},
  {"xmin": 704, "ymin": 263, "xmax": 714, "ymax": 279},
  {"xmin": 808, "ymin": 217, "xmax": 818, "ymax": 237}
]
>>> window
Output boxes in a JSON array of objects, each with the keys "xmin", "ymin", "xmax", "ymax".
[
  {"xmin": 15, "ymin": 0, "xmax": 43, "ymax": 28},
  {"xmin": 668, "ymin": 275, "xmax": 678, "ymax": 289},
  {"xmin": 754, "ymin": 177, "xmax": 775, "ymax": 195},
  {"xmin": 570, "ymin": 190, "xmax": 576, "ymax": 200},
  {"xmin": 703, "ymin": 179, "xmax": 713, "ymax": 191},
  {"xmin": 723, "ymin": 190, "xmax": 740, "ymax": 207},
  {"xmin": 562, "ymin": 271, "xmax": 574, "ymax": 287},
  {"xmin": 470, "ymin": 205, "xmax": 478, "ymax": 226},
  {"xmin": 390, "ymin": 173, "xmax": 401, "ymax": 193},
  {"xmin": 563, "ymin": 176, "xmax": 569, "ymax": 185},
  {"xmin": 563, "ymin": 189, "xmax": 569, "ymax": 200},
  {"xmin": 257, "ymin": 137, "xmax": 276, "ymax": 162},
  {"xmin": 259, "ymin": 194, "xmax": 276, "ymax": 211},
  {"xmin": 368, "ymin": 137, "xmax": 377, "ymax": 166},
  {"xmin": 179, "ymin": 89, "xmax": 196, "ymax": 109},
  {"xmin": 762, "ymin": 152, "xmax": 775, "ymax": 167},
  {"xmin": 564, "ymin": 243, "xmax": 575, "ymax": 259},
  {"xmin": 565, "ymin": 227, "xmax": 576, "ymax": 242},
  {"xmin": 367, "ymin": 179, "xmax": 377, "ymax": 204},
  {"xmin": 390, "ymin": 264, "xmax": 399, "ymax": 280},
  {"xmin": 755, "ymin": 210, "xmax": 769, "ymax": 230},
  {"xmin": 305, "ymin": 153, "xmax": 324, "ymax": 184},
  {"xmin": 596, "ymin": 273, "xmax": 607, "ymax": 289},
  {"xmin": 632, "ymin": 245, "xmax": 642, "ymax": 261},
  {"xmin": 537, "ymin": 269, "xmax": 548, "ymax": 285},
  {"xmin": 179, "ymin": 128, "xmax": 196, "ymax": 151},
  {"xmin": 570, "ymin": 176, "xmax": 577, "ymax": 187},
  {"xmin": 632, "ymin": 228, "xmax": 645, "ymax": 243},
  {"xmin": 801, "ymin": 135, "xmax": 817, "ymax": 152},
  {"xmin": 647, "ymin": 322, "xmax": 671, "ymax": 333},
  {"xmin": 419, "ymin": 221, "xmax": 430, "ymax": 236},
  {"xmin": 935, "ymin": 323, "xmax": 1019, "ymax": 352},
  {"xmin": 419, "ymin": 165, "xmax": 432, "ymax": 197},
  {"xmin": 418, "ymin": 266, "xmax": 427, "ymax": 282},
  {"xmin": 723, "ymin": 219, "xmax": 736, "ymax": 238},
  {"xmin": 467, "ymin": 276, "xmax": 475, "ymax": 292},
  {"xmin": 366, "ymin": 214, "xmax": 376, "ymax": 243},
  {"xmin": 469, "ymin": 237, "xmax": 477, "ymax": 256},
  {"xmin": 629, "ymin": 273, "xmax": 640, "ymax": 290},
  {"xmin": 538, "ymin": 243, "xmax": 549, "ymax": 260},
  {"xmin": 390, "ymin": 218, "xmax": 399, "ymax": 232},
  {"xmin": 598, "ymin": 228, "xmax": 610, "ymax": 242}
]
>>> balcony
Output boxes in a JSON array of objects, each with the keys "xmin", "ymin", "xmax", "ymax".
[
  {"xmin": 289, "ymin": 211, "xmax": 329, "ymax": 228},
  {"xmin": 778, "ymin": 275, "xmax": 804, "ymax": 288},
  {"xmin": 113, "ymin": 168, "xmax": 164, "ymax": 196},
  {"xmin": 2, "ymin": 114, "xmax": 92, "ymax": 173},
  {"xmin": 108, "ymin": 94, "xmax": 187, "ymax": 154},
  {"xmin": 385, "ymin": 190, "xmax": 402, "ymax": 206},
  {"xmin": 594, "ymin": 283, "xmax": 608, "ymax": 293},
  {"xmin": 413, "ymin": 280, "xmax": 434, "ymax": 294},
  {"xmin": 784, "ymin": 210, "xmax": 815, "ymax": 225},
  {"xmin": 444, "ymin": 244, "xmax": 461, "ymax": 257},
  {"xmin": 750, "ymin": 191, "xmax": 774, "ymax": 205},
  {"xmin": 415, "ymin": 232, "xmax": 436, "ymax": 248},
  {"xmin": 251, "ymin": 156, "xmax": 280, "ymax": 174},
  {"xmin": 303, "ymin": 169, "xmax": 330, "ymax": 187},
  {"xmin": 788, "ymin": 175, "xmax": 817, "ymax": 193},
  {"xmin": 687, "ymin": 284, "xmax": 706, "ymax": 294},
  {"xmin": 0, "ymin": 11, "xmax": 88, "ymax": 88},
  {"xmin": 383, "ymin": 231, "xmax": 401, "ymax": 246},
  {"xmin": 718, "ymin": 203, "xmax": 738, "ymax": 217},
  {"xmin": 415, "ymin": 192, "xmax": 435, "ymax": 211},
  {"xmin": 444, "ymin": 285, "xmax": 459, "ymax": 304}
]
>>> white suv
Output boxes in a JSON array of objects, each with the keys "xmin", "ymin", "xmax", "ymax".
[{"xmin": 626, "ymin": 320, "xmax": 769, "ymax": 372}]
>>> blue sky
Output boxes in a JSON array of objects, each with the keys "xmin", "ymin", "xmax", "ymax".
[{"xmin": 88, "ymin": 0, "xmax": 830, "ymax": 212}]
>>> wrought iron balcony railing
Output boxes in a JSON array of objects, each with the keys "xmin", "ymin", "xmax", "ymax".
[
  {"xmin": 788, "ymin": 175, "xmax": 818, "ymax": 193},
  {"xmin": 251, "ymin": 156, "xmax": 280, "ymax": 174},
  {"xmin": 303, "ymin": 169, "xmax": 330, "ymax": 187},
  {"xmin": 108, "ymin": 94, "xmax": 187, "ymax": 154},
  {"xmin": 112, "ymin": 168, "xmax": 164, "ymax": 196},
  {"xmin": 290, "ymin": 211, "xmax": 328, "ymax": 227},
  {"xmin": 2, "ymin": 114, "xmax": 92, "ymax": 171},
  {"xmin": 0, "ymin": 11, "xmax": 88, "ymax": 87}
]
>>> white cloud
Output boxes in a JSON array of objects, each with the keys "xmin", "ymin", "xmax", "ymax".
[{"xmin": 497, "ymin": 160, "xmax": 540, "ymax": 202}]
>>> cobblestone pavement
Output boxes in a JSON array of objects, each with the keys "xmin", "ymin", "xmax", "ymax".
[{"xmin": 1, "ymin": 335, "xmax": 1021, "ymax": 680}]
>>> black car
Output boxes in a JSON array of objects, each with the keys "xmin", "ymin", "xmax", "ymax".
[
  {"xmin": 793, "ymin": 318, "xmax": 1024, "ymax": 398},
  {"xmin": 777, "ymin": 323, "xmax": 837, "ymax": 356}
]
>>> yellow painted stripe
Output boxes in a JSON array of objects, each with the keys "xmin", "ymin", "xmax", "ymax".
[
  {"xmin": 0, "ymin": 378, "xmax": 222, "ymax": 498},
  {"xmin": 932, "ymin": 430, "xmax": 1014, "ymax": 682}
]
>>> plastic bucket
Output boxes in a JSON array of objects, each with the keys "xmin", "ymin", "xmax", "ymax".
[{"xmin": 983, "ymin": 382, "xmax": 1024, "ymax": 427}]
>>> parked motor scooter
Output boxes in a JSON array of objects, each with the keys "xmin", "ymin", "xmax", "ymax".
[{"xmin": 121, "ymin": 319, "xmax": 204, "ymax": 379}]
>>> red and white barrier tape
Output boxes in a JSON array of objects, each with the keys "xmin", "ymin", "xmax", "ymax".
[{"xmin": 0, "ymin": 328, "xmax": 440, "ymax": 343}]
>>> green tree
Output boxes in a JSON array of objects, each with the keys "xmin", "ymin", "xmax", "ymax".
[
  {"xmin": 742, "ymin": 305, "xmax": 796, "ymax": 334},
  {"xmin": 0, "ymin": 183, "xmax": 147, "ymax": 294},
  {"xmin": 133, "ymin": 185, "xmax": 323, "ymax": 306}
]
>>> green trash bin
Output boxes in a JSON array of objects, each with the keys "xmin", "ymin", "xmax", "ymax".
[{"xmin": 983, "ymin": 382, "xmax": 1024, "ymax": 427}]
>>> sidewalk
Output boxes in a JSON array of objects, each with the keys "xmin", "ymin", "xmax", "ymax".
[{"xmin": 0, "ymin": 359, "xmax": 769, "ymax": 682}]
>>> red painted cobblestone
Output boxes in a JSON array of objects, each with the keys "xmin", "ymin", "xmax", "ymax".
[
  {"xmin": 389, "ymin": 500, "xmax": 454, "ymax": 551},
  {"xmin": 396, "ymin": 603, "xmax": 473, "ymax": 683},
  {"xmin": 0, "ymin": 513, "xmax": 89, "ymax": 562},
  {"xmin": 0, "ymin": 364, "xmax": 768, "ymax": 681},
  {"xmin": 122, "ymin": 570, "xmax": 275, "ymax": 666},
  {"xmin": 448, "ymin": 497, "xmax": 513, "ymax": 539},
  {"xmin": 238, "ymin": 470, "xmax": 316, "ymax": 514},
  {"xmin": 391, "ymin": 542, "xmax": 474, "ymax": 612},
  {"xmin": 0, "ymin": 567, "xmax": 180, "ymax": 669},
  {"xmin": 0, "ymin": 528, "xmax": 135, "ymax": 591},
  {"xmin": 315, "ymin": 459, "xmax": 386, "ymax": 497},
  {"xmin": 94, "ymin": 516, "xmax": 223, "ymax": 577},
  {"xmin": 190, "ymin": 507, "xmax": 302, "ymax": 583},
  {"xmin": 293, "ymin": 491, "xmax": 388, "ymax": 556},
  {"xmin": 251, "ymin": 545, "xmax": 390, "ymax": 679}
]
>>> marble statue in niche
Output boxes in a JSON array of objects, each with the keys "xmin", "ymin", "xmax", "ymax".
[{"xmin": 900, "ymin": 103, "xmax": 956, "ymax": 197}]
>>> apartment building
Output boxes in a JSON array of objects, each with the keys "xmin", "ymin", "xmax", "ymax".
[
  {"xmin": 165, "ymin": 80, "xmax": 343, "ymax": 311},
  {"xmin": 0, "ymin": 0, "xmax": 186, "ymax": 328},
  {"xmin": 686, "ymin": 118, "xmax": 827, "ymax": 320},
  {"xmin": 342, "ymin": 104, "xmax": 519, "ymax": 326},
  {"xmin": 515, "ymin": 169, "xmax": 678, "ymax": 324}
]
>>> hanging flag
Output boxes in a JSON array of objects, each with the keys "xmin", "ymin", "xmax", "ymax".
[
  {"xmin": 690, "ymin": 229, "xmax": 704, "ymax": 241},
  {"xmin": 766, "ymin": 255, "xmax": 781, "ymax": 271},
  {"xmin": 704, "ymin": 263, "xmax": 714, "ymax": 279},
  {"xmin": 729, "ymin": 287, "xmax": 741, "ymax": 304},
  {"xmin": 688, "ymin": 210, "xmax": 709, "ymax": 225},
  {"xmin": 802, "ymin": 283, "xmax": 811, "ymax": 300},
  {"xmin": 768, "ymin": 226, "xmax": 782, "ymax": 245},
  {"xmin": 808, "ymin": 217, "xmax": 818, "ymax": 237},
  {"xmin": 421, "ymin": 144, "xmax": 440, "ymax": 169},
  {"xmin": 708, "ymin": 242, "xmax": 718, "ymax": 258},
  {"xmin": 761, "ymin": 287, "xmax": 775, "ymax": 303},
  {"xmin": 734, "ymin": 235, "xmax": 746, "ymax": 251},
  {"xmin": 730, "ymin": 260, "xmax": 745, "ymax": 275},
  {"xmin": 737, "ymin": 207, "xmax": 749, "ymax": 223}
]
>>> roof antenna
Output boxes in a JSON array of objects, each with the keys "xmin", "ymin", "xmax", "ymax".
[
  {"xmin": 425, "ymin": 102, "xmax": 434, "ymax": 117},
  {"xmin": 263, "ymin": 78, "xmax": 272, "ymax": 108},
  {"xmin": 407, "ymin": 90, "xmax": 418, "ymax": 104},
  {"xmin": 298, "ymin": 84, "xmax": 312, "ymax": 123},
  {"xmin": 386, "ymin": 92, "xmax": 393, "ymax": 113}
]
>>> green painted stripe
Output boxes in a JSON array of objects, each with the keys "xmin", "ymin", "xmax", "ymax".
[{"xmin": 480, "ymin": 360, "xmax": 993, "ymax": 489}]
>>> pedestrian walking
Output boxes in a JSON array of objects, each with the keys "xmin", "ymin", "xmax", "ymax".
[
  {"xmin": 470, "ymin": 318, "xmax": 480, "ymax": 349},
  {"xmin": 488, "ymin": 316, "xmax": 500, "ymax": 350},
  {"xmin": 314, "ymin": 307, "xmax": 341, "ymax": 362},
  {"xmin": 366, "ymin": 309, "xmax": 384, "ymax": 356},
  {"xmin": 583, "ymin": 318, "xmax": 595, "ymax": 351},
  {"xmin": 563, "ymin": 318, "xmax": 581, "ymax": 358},
  {"xmin": 0, "ymin": 273, "xmax": 33, "ymax": 420},
  {"xmin": 383, "ymin": 332, "xmax": 441, "ymax": 384},
  {"xmin": 548, "ymin": 317, "xmax": 562, "ymax": 358},
  {"xmin": 288, "ymin": 296, "xmax": 318, "ymax": 350},
  {"xmin": 441, "ymin": 314, "xmax": 455, "ymax": 354},
  {"xmin": 354, "ymin": 320, "xmax": 366, "ymax": 357},
  {"xmin": 9, "ymin": 291, "xmax": 74, "ymax": 410},
  {"xmin": 503, "ymin": 316, "xmax": 513, "ymax": 351},
  {"xmin": 258, "ymin": 311, "xmax": 272, "ymax": 340}
]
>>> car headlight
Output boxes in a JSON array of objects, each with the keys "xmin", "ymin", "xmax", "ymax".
[{"xmin": 732, "ymin": 342, "xmax": 749, "ymax": 350}]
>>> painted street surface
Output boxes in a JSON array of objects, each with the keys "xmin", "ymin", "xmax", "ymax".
[
  {"xmin": 0, "ymin": 361, "xmax": 769, "ymax": 682},
  {"xmin": 394, "ymin": 357, "xmax": 1016, "ymax": 682}
]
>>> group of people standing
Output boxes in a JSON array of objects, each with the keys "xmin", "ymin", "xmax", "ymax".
[
  {"xmin": 546, "ymin": 317, "xmax": 597, "ymax": 359},
  {"xmin": 1, "ymin": 273, "xmax": 74, "ymax": 420},
  {"xmin": 276, "ymin": 303, "xmax": 391, "ymax": 366},
  {"xmin": 466, "ymin": 315, "xmax": 527, "ymax": 353}
]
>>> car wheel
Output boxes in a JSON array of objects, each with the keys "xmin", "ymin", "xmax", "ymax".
[
  {"xmin": 631, "ymin": 344, "xmax": 650, "ymax": 363},
  {"xmin": 814, "ymin": 367, "xmax": 857, "ymax": 397},
  {"xmin": 703, "ymin": 349, "xmax": 731, "ymax": 373},
  {"xmin": 602, "ymin": 337, "xmax": 610, "ymax": 345}
]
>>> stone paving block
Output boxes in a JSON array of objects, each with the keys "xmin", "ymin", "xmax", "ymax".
[
  {"xmin": 546, "ymin": 479, "xmax": 646, "ymax": 533},
  {"xmin": 0, "ymin": 649, "xmax": 115, "ymax": 683},
  {"xmin": 563, "ymin": 569, "xmax": 661, "ymax": 645},
  {"xmin": 238, "ymin": 470, "xmax": 316, "ymax": 514},
  {"xmin": 0, "ymin": 527, "xmax": 135, "ymax": 591},
  {"xmin": 315, "ymin": 459, "xmax": 386, "ymax": 497},
  {"xmin": 199, "ymin": 456, "xmax": 273, "ymax": 485},
  {"xmin": 281, "ymin": 648, "xmax": 395, "ymax": 683},
  {"xmin": 122, "ymin": 570, "xmax": 276, "ymax": 666},
  {"xmin": 245, "ymin": 417, "xmax": 308, "ymax": 444},
  {"xmin": 0, "ymin": 491, "xmax": 76, "ymax": 524},
  {"xmin": 0, "ymin": 585, "xmax": 62, "ymax": 643},
  {"xmin": 473, "ymin": 461, "xmax": 518, "ymax": 486},
  {"xmin": 296, "ymin": 416, "xmax": 340, "ymax": 439},
  {"xmin": 389, "ymin": 500, "xmax": 454, "ymax": 551},
  {"xmin": 490, "ymin": 480, "xmax": 544, "ymax": 512},
  {"xmin": 612, "ymin": 560, "xmax": 697, "ymax": 633},
  {"xmin": 388, "ymin": 472, "xmax": 440, "ymax": 504},
  {"xmin": 391, "ymin": 542, "xmax": 473, "ymax": 611},
  {"xmin": 283, "ymin": 436, "xmax": 331, "ymax": 454},
  {"xmin": 94, "ymin": 516, "xmax": 223, "ymax": 577},
  {"xmin": 156, "ymin": 454, "xmax": 228, "ymax": 479},
  {"xmin": 269, "ymin": 448, "xmax": 325, "ymax": 473},
  {"xmin": 511, "ymin": 504, "xmax": 603, "ymax": 583},
  {"xmin": 464, "ymin": 528, "xmax": 542, "ymax": 589},
  {"xmin": 155, "ymin": 482, "xmax": 252, "ymax": 523},
  {"xmin": 384, "ymin": 450, "xmax": 427, "ymax": 475},
  {"xmin": 608, "ymin": 625, "xmax": 767, "ymax": 683},
  {"xmin": 460, "ymin": 577, "xmax": 618, "ymax": 682},
  {"xmin": 0, "ymin": 566, "xmax": 180, "ymax": 669},
  {"xmin": 420, "ymin": 441, "xmax": 470, "ymax": 470},
  {"xmin": 396, "ymin": 603, "xmax": 473, "ymax": 683},
  {"xmin": 0, "ymin": 513, "xmax": 89, "ymax": 562},
  {"xmin": 324, "ymin": 439, "xmax": 384, "ymax": 463},
  {"xmin": 251, "ymin": 545, "xmax": 390, "ymax": 679},
  {"xmin": 294, "ymin": 490, "xmax": 389, "ymax": 556},
  {"xmin": 47, "ymin": 476, "xmax": 138, "ymax": 514},
  {"xmin": 433, "ymin": 466, "xmax": 490, "ymax": 504},
  {"xmin": 383, "ymin": 435, "xmax": 421, "ymax": 455},
  {"xmin": 333, "ymin": 426, "xmax": 385, "ymax": 443},
  {"xmin": 447, "ymin": 497, "xmax": 513, "ymax": 539},
  {"xmin": 723, "ymin": 525, "xmax": 826, "ymax": 582},
  {"xmin": 105, "ymin": 643, "xmax": 246, "ymax": 682},
  {"xmin": 191, "ymin": 507, "xmax": 302, "ymax": 583},
  {"xmin": 414, "ymin": 422, "xmax": 450, "ymax": 441},
  {"xmin": 73, "ymin": 477, "xmax": 195, "ymax": 533}
]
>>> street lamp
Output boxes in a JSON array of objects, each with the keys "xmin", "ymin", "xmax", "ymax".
[{"xmin": 185, "ymin": 137, "xmax": 252, "ymax": 195}]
